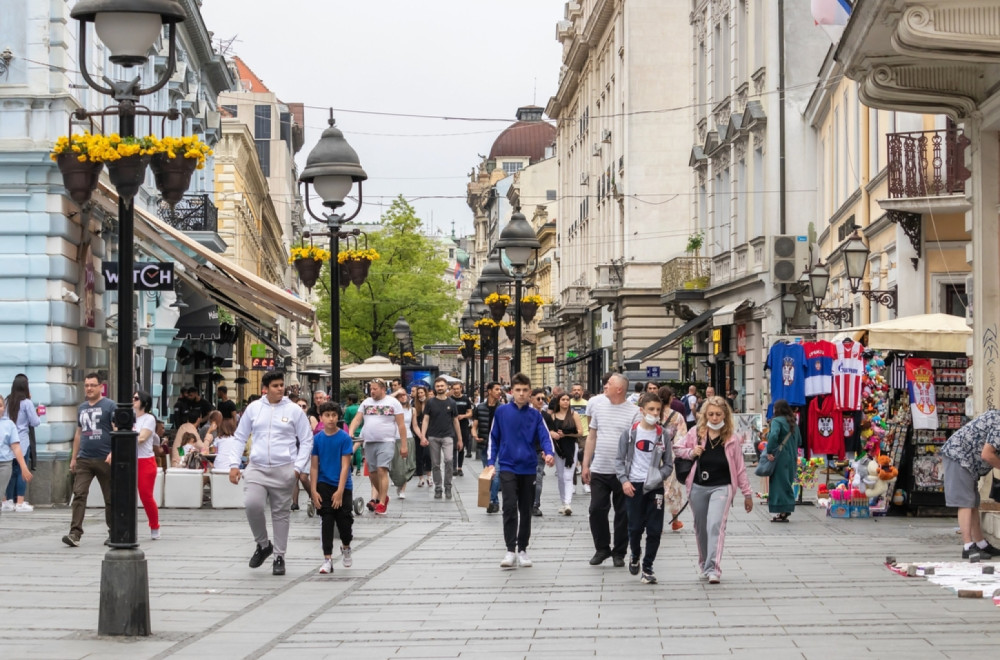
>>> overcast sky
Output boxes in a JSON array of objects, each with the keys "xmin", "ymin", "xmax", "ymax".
[{"xmin": 199, "ymin": 0, "xmax": 566, "ymax": 237}]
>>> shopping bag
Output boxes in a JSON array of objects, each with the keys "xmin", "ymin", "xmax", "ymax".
[{"xmin": 478, "ymin": 465, "xmax": 495, "ymax": 508}]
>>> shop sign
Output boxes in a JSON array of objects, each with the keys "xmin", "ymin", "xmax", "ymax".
[
  {"xmin": 251, "ymin": 357, "xmax": 276, "ymax": 370},
  {"xmin": 536, "ymin": 356, "xmax": 554, "ymax": 364},
  {"xmin": 250, "ymin": 344, "xmax": 267, "ymax": 358},
  {"xmin": 736, "ymin": 324, "xmax": 747, "ymax": 356},
  {"xmin": 712, "ymin": 328, "xmax": 722, "ymax": 355},
  {"xmin": 103, "ymin": 262, "xmax": 175, "ymax": 291}
]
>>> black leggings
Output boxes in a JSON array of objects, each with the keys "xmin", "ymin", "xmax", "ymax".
[{"xmin": 317, "ymin": 482, "xmax": 354, "ymax": 555}]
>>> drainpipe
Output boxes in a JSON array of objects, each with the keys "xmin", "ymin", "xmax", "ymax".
[{"xmin": 778, "ymin": 0, "xmax": 786, "ymax": 235}]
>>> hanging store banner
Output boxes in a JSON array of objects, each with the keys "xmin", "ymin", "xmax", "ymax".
[{"xmin": 905, "ymin": 358, "xmax": 939, "ymax": 431}]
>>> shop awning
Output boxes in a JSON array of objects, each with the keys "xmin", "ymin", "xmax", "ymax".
[
  {"xmin": 174, "ymin": 302, "xmax": 221, "ymax": 341},
  {"xmin": 626, "ymin": 308, "xmax": 718, "ymax": 363},
  {"xmin": 713, "ymin": 299, "xmax": 753, "ymax": 326},
  {"xmin": 841, "ymin": 313, "xmax": 971, "ymax": 354},
  {"xmin": 96, "ymin": 184, "xmax": 314, "ymax": 326}
]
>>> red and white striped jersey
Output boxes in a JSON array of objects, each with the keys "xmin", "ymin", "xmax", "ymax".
[{"xmin": 832, "ymin": 340, "xmax": 864, "ymax": 411}]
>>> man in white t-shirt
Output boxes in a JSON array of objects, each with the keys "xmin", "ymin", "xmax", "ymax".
[
  {"xmin": 582, "ymin": 373, "xmax": 639, "ymax": 567},
  {"xmin": 684, "ymin": 385, "xmax": 699, "ymax": 424},
  {"xmin": 349, "ymin": 378, "xmax": 407, "ymax": 516}
]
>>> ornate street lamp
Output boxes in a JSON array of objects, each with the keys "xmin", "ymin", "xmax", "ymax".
[
  {"xmin": 496, "ymin": 210, "xmax": 541, "ymax": 376},
  {"xmin": 798, "ymin": 270, "xmax": 815, "ymax": 315},
  {"xmin": 808, "ymin": 260, "xmax": 830, "ymax": 310},
  {"xmin": 393, "ymin": 316, "xmax": 411, "ymax": 365},
  {"xmin": 781, "ymin": 293, "xmax": 799, "ymax": 327},
  {"xmin": 842, "ymin": 230, "xmax": 870, "ymax": 294},
  {"xmin": 299, "ymin": 112, "xmax": 367, "ymax": 403},
  {"xmin": 70, "ymin": 0, "xmax": 186, "ymax": 637},
  {"xmin": 477, "ymin": 252, "xmax": 510, "ymax": 297}
]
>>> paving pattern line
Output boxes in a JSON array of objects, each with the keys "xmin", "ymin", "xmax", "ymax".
[
  {"xmin": 243, "ymin": 521, "xmax": 449, "ymax": 660},
  {"xmin": 147, "ymin": 521, "xmax": 403, "ymax": 660}
]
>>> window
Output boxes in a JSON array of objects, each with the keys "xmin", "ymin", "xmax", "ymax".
[
  {"xmin": 255, "ymin": 139, "xmax": 270, "ymax": 177},
  {"xmin": 945, "ymin": 283, "xmax": 967, "ymax": 318},
  {"xmin": 254, "ymin": 105, "xmax": 271, "ymax": 139},
  {"xmin": 752, "ymin": 147, "xmax": 764, "ymax": 237},
  {"xmin": 279, "ymin": 112, "xmax": 292, "ymax": 151},
  {"xmin": 221, "ymin": 104, "xmax": 238, "ymax": 117},
  {"xmin": 502, "ymin": 161, "xmax": 523, "ymax": 175},
  {"xmin": 735, "ymin": 158, "xmax": 747, "ymax": 245}
]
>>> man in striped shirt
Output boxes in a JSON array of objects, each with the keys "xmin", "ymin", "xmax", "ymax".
[{"xmin": 582, "ymin": 373, "xmax": 640, "ymax": 567}]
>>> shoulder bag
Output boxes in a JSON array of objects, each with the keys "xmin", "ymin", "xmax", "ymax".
[
  {"xmin": 674, "ymin": 434, "xmax": 701, "ymax": 483},
  {"xmin": 755, "ymin": 426, "xmax": 792, "ymax": 477}
]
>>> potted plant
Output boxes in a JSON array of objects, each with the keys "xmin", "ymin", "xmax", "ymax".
[
  {"xmin": 475, "ymin": 318, "xmax": 497, "ymax": 351},
  {"xmin": 101, "ymin": 133, "xmax": 158, "ymax": 201},
  {"xmin": 50, "ymin": 133, "xmax": 105, "ymax": 204},
  {"xmin": 150, "ymin": 135, "xmax": 213, "ymax": 206},
  {"xmin": 461, "ymin": 333, "xmax": 477, "ymax": 356},
  {"xmin": 520, "ymin": 294, "xmax": 544, "ymax": 323},
  {"xmin": 288, "ymin": 244, "xmax": 331, "ymax": 289},
  {"xmin": 500, "ymin": 319, "xmax": 517, "ymax": 341},
  {"xmin": 338, "ymin": 248, "xmax": 381, "ymax": 289},
  {"xmin": 485, "ymin": 292, "xmax": 512, "ymax": 322},
  {"xmin": 686, "ymin": 231, "xmax": 705, "ymax": 277}
]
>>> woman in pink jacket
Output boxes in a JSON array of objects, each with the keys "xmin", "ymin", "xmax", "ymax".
[{"xmin": 674, "ymin": 395, "xmax": 753, "ymax": 584}]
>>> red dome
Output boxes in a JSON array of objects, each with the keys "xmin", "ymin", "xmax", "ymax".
[{"xmin": 488, "ymin": 106, "xmax": 556, "ymax": 164}]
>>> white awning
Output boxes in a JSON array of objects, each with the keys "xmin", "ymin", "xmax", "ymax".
[{"xmin": 713, "ymin": 299, "xmax": 753, "ymax": 327}]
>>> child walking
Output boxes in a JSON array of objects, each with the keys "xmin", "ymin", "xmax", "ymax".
[
  {"xmin": 616, "ymin": 393, "xmax": 674, "ymax": 584},
  {"xmin": 310, "ymin": 402, "xmax": 355, "ymax": 574}
]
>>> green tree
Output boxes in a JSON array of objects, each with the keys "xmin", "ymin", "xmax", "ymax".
[{"xmin": 315, "ymin": 196, "xmax": 462, "ymax": 363}]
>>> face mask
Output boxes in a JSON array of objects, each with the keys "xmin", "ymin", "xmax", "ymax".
[
  {"xmin": 707, "ymin": 420, "xmax": 725, "ymax": 431},
  {"xmin": 643, "ymin": 413, "xmax": 659, "ymax": 426}
]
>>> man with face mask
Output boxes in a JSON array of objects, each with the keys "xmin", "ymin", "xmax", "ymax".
[{"xmin": 582, "ymin": 373, "xmax": 639, "ymax": 567}]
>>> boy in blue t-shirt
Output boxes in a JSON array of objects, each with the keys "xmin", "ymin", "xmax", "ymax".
[{"xmin": 310, "ymin": 402, "xmax": 355, "ymax": 574}]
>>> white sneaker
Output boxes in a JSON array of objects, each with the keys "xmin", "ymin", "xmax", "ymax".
[
  {"xmin": 15, "ymin": 502, "xmax": 33, "ymax": 512},
  {"xmin": 707, "ymin": 573, "xmax": 721, "ymax": 584},
  {"xmin": 398, "ymin": 489, "xmax": 406, "ymax": 500},
  {"xmin": 319, "ymin": 559, "xmax": 333, "ymax": 574},
  {"xmin": 341, "ymin": 546, "xmax": 353, "ymax": 568},
  {"xmin": 557, "ymin": 505, "xmax": 566, "ymax": 515},
  {"xmin": 500, "ymin": 551, "xmax": 517, "ymax": 568},
  {"xmin": 1, "ymin": 500, "xmax": 13, "ymax": 512},
  {"xmin": 583, "ymin": 484, "xmax": 591, "ymax": 494},
  {"xmin": 517, "ymin": 551, "xmax": 532, "ymax": 568},
  {"xmin": 564, "ymin": 505, "xmax": 572, "ymax": 516},
  {"xmin": 150, "ymin": 528, "xmax": 160, "ymax": 540}
]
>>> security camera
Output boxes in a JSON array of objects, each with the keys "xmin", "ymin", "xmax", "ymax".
[{"xmin": 61, "ymin": 288, "xmax": 81, "ymax": 303}]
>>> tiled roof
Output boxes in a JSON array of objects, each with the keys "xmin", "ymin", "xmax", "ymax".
[{"xmin": 232, "ymin": 56, "xmax": 270, "ymax": 93}]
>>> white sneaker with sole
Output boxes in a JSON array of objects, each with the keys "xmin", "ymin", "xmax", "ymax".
[
  {"xmin": 398, "ymin": 489, "xmax": 406, "ymax": 500},
  {"xmin": 557, "ymin": 505, "xmax": 566, "ymax": 515},
  {"xmin": 500, "ymin": 551, "xmax": 517, "ymax": 568},
  {"xmin": 15, "ymin": 502, "xmax": 33, "ymax": 512},
  {"xmin": 150, "ymin": 528, "xmax": 160, "ymax": 540},
  {"xmin": 1, "ymin": 500, "xmax": 13, "ymax": 512},
  {"xmin": 341, "ymin": 546, "xmax": 353, "ymax": 568},
  {"xmin": 583, "ymin": 484, "xmax": 591, "ymax": 494},
  {"xmin": 319, "ymin": 559, "xmax": 333, "ymax": 574},
  {"xmin": 517, "ymin": 551, "xmax": 532, "ymax": 568},
  {"xmin": 707, "ymin": 573, "xmax": 721, "ymax": 584}
]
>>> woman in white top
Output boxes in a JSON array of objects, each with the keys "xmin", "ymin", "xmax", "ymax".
[
  {"xmin": 133, "ymin": 390, "xmax": 161, "ymax": 540},
  {"xmin": 211, "ymin": 415, "xmax": 242, "ymax": 471},
  {"xmin": 391, "ymin": 389, "xmax": 416, "ymax": 499}
]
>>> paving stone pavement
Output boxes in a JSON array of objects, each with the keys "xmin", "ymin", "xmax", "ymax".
[{"xmin": 1, "ymin": 462, "xmax": 999, "ymax": 659}]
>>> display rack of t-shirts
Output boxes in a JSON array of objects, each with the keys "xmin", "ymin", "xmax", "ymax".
[
  {"xmin": 880, "ymin": 402, "xmax": 910, "ymax": 513},
  {"xmin": 832, "ymin": 339, "xmax": 864, "ymax": 411},
  {"xmin": 803, "ymin": 340, "xmax": 835, "ymax": 397},
  {"xmin": 808, "ymin": 394, "xmax": 844, "ymax": 460},
  {"xmin": 766, "ymin": 341, "xmax": 807, "ymax": 417},
  {"xmin": 908, "ymin": 356, "xmax": 971, "ymax": 508}
]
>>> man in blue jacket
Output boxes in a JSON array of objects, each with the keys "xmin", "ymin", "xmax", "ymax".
[{"xmin": 488, "ymin": 372, "xmax": 555, "ymax": 569}]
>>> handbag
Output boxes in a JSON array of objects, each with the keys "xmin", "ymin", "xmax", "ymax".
[
  {"xmin": 674, "ymin": 435, "xmax": 701, "ymax": 483},
  {"xmin": 755, "ymin": 427, "xmax": 792, "ymax": 477}
]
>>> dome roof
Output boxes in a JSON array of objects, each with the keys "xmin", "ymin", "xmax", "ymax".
[{"xmin": 488, "ymin": 106, "xmax": 556, "ymax": 164}]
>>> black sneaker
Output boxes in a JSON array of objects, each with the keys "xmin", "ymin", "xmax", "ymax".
[
  {"xmin": 249, "ymin": 541, "xmax": 273, "ymax": 568},
  {"xmin": 980, "ymin": 542, "xmax": 1000, "ymax": 557},
  {"xmin": 589, "ymin": 549, "xmax": 612, "ymax": 566},
  {"xmin": 62, "ymin": 534, "xmax": 80, "ymax": 547},
  {"xmin": 628, "ymin": 556, "xmax": 640, "ymax": 576},
  {"xmin": 962, "ymin": 544, "xmax": 986, "ymax": 559},
  {"xmin": 612, "ymin": 555, "xmax": 626, "ymax": 568},
  {"xmin": 434, "ymin": 490, "xmax": 443, "ymax": 499},
  {"xmin": 445, "ymin": 489, "xmax": 452, "ymax": 500},
  {"xmin": 290, "ymin": 502, "xmax": 300, "ymax": 511},
  {"xmin": 641, "ymin": 569, "xmax": 657, "ymax": 584},
  {"xmin": 532, "ymin": 506, "xmax": 543, "ymax": 517},
  {"xmin": 486, "ymin": 501, "xmax": 499, "ymax": 513},
  {"xmin": 272, "ymin": 555, "xmax": 285, "ymax": 576},
  {"xmin": 454, "ymin": 469, "xmax": 463, "ymax": 477}
]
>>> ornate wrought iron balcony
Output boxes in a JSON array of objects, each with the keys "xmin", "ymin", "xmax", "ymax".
[
  {"xmin": 661, "ymin": 257, "xmax": 711, "ymax": 294},
  {"xmin": 158, "ymin": 194, "xmax": 219, "ymax": 233},
  {"xmin": 887, "ymin": 128, "xmax": 970, "ymax": 199}
]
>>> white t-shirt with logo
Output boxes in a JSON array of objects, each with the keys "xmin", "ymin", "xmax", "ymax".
[
  {"xmin": 359, "ymin": 395, "xmax": 404, "ymax": 444},
  {"xmin": 628, "ymin": 426, "xmax": 660, "ymax": 483},
  {"xmin": 134, "ymin": 413, "xmax": 157, "ymax": 459}
]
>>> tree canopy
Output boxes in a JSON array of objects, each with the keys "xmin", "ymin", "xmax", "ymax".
[{"xmin": 314, "ymin": 197, "xmax": 462, "ymax": 363}]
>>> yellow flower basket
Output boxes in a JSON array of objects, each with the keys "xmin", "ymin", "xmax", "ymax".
[
  {"xmin": 484, "ymin": 293, "xmax": 511, "ymax": 306},
  {"xmin": 521, "ymin": 294, "xmax": 544, "ymax": 306},
  {"xmin": 337, "ymin": 248, "xmax": 381, "ymax": 264},
  {"xmin": 288, "ymin": 245, "xmax": 332, "ymax": 264},
  {"xmin": 474, "ymin": 318, "xmax": 498, "ymax": 328},
  {"xmin": 51, "ymin": 132, "xmax": 158, "ymax": 163}
]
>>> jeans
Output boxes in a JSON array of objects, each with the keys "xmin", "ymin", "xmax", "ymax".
[
  {"xmin": 588, "ymin": 471, "xmax": 628, "ymax": 557},
  {"xmin": 317, "ymin": 482, "xmax": 354, "ymax": 555},
  {"xmin": 428, "ymin": 436, "xmax": 454, "ymax": 492},
  {"xmin": 554, "ymin": 448, "xmax": 576, "ymax": 505},
  {"xmin": 624, "ymin": 483, "xmax": 665, "ymax": 571},
  {"xmin": 500, "ymin": 471, "xmax": 535, "ymax": 552},
  {"xmin": 69, "ymin": 457, "xmax": 112, "ymax": 540},
  {"xmin": 5, "ymin": 458, "xmax": 26, "ymax": 499},
  {"xmin": 533, "ymin": 453, "xmax": 545, "ymax": 507},
  {"xmin": 481, "ymin": 452, "xmax": 500, "ymax": 504}
]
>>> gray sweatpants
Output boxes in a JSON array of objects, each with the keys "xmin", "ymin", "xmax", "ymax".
[
  {"xmin": 689, "ymin": 483, "xmax": 733, "ymax": 577},
  {"xmin": 428, "ymin": 436, "xmax": 454, "ymax": 493},
  {"xmin": 244, "ymin": 463, "xmax": 296, "ymax": 557}
]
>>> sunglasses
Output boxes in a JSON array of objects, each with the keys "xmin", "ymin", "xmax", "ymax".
[
  {"xmin": 298, "ymin": 404, "xmax": 308, "ymax": 409},
  {"xmin": 372, "ymin": 379, "xmax": 387, "ymax": 386},
  {"xmin": 132, "ymin": 395, "xmax": 140, "ymax": 401}
]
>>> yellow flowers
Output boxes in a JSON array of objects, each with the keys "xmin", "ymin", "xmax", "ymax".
[
  {"xmin": 499, "ymin": 320, "xmax": 516, "ymax": 328},
  {"xmin": 289, "ymin": 245, "xmax": 332, "ymax": 263},
  {"xmin": 474, "ymin": 318, "xmax": 498, "ymax": 328},
  {"xmin": 521, "ymin": 294, "xmax": 544, "ymax": 306},
  {"xmin": 484, "ymin": 293, "xmax": 511, "ymax": 306},
  {"xmin": 51, "ymin": 132, "xmax": 213, "ymax": 168},
  {"xmin": 460, "ymin": 333, "xmax": 478, "ymax": 342},
  {"xmin": 337, "ymin": 248, "xmax": 381, "ymax": 264}
]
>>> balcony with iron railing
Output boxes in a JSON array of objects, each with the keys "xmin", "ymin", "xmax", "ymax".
[
  {"xmin": 157, "ymin": 194, "xmax": 225, "ymax": 252},
  {"xmin": 660, "ymin": 256, "xmax": 711, "ymax": 321},
  {"xmin": 881, "ymin": 127, "xmax": 972, "ymax": 216}
]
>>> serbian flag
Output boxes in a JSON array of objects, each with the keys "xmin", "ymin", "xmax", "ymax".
[
  {"xmin": 905, "ymin": 358, "xmax": 939, "ymax": 431},
  {"xmin": 454, "ymin": 261, "xmax": 463, "ymax": 289},
  {"xmin": 812, "ymin": 0, "xmax": 852, "ymax": 42}
]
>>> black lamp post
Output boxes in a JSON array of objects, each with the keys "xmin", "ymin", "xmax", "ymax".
[
  {"xmin": 477, "ymin": 256, "xmax": 508, "ymax": 382},
  {"xmin": 461, "ymin": 311, "xmax": 476, "ymax": 395},
  {"xmin": 469, "ymin": 294, "xmax": 486, "ymax": 398},
  {"xmin": 393, "ymin": 316, "xmax": 411, "ymax": 365},
  {"xmin": 299, "ymin": 112, "xmax": 367, "ymax": 404},
  {"xmin": 496, "ymin": 209, "xmax": 541, "ymax": 376},
  {"xmin": 70, "ymin": 0, "xmax": 186, "ymax": 637}
]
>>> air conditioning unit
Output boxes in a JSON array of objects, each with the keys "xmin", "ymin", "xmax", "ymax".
[
  {"xmin": 580, "ymin": 173, "xmax": 589, "ymax": 185},
  {"xmin": 592, "ymin": 143, "xmax": 602, "ymax": 157},
  {"xmin": 601, "ymin": 129, "xmax": 612, "ymax": 143},
  {"xmin": 770, "ymin": 235, "xmax": 809, "ymax": 284}
]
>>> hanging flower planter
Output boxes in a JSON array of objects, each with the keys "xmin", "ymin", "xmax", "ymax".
[
  {"xmin": 55, "ymin": 153, "xmax": 103, "ymax": 204},
  {"xmin": 338, "ymin": 262, "xmax": 350, "ymax": 291},
  {"xmin": 503, "ymin": 324, "xmax": 516, "ymax": 341},
  {"xmin": 338, "ymin": 247, "xmax": 380, "ymax": 290},
  {"xmin": 485, "ymin": 293, "xmax": 511, "ymax": 322},
  {"xmin": 346, "ymin": 258, "xmax": 372, "ymax": 288},
  {"xmin": 106, "ymin": 154, "xmax": 151, "ymax": 201},
  {"xmin": 520, "ymin": 295, "xmax": 544, "ymax": 323},
  {"xmin": 150, "ymin": 153, "xmax": 198, "ymax": 206},
  {"xmin": 293, "ymin": 258, "xmax": 323, "ymax": 289}
]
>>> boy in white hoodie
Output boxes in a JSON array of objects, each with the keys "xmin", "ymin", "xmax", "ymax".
[{"xmin": 230, "ymin": 371, "xmax": 313, "ymax": 576}]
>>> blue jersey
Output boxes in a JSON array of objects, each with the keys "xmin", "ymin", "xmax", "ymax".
[
  {"xmin": 766, "ymin": 341, "xmax": 807, "ymax": 412},
  {"xmin": 312, "ymin": 429, "xmax": 354, "ymax": 489}
]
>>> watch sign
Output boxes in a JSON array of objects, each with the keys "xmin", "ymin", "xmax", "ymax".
[{"xmin": 103, "ymin": 262, "xmax": 175, "ymax": 291}]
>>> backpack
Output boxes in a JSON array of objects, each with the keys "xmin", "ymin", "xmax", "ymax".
[{"xmin": 681, "ymin": 395, "xmax": 692, "ymax": 419}]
